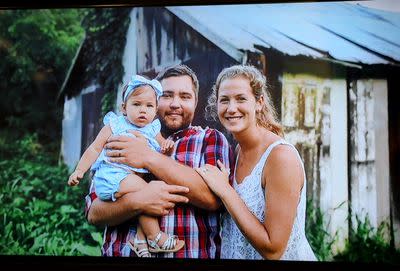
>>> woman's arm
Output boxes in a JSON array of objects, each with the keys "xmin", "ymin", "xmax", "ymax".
[{"xmin": 196, "ymin": 145, "xmax": 303, "ymax": 259}]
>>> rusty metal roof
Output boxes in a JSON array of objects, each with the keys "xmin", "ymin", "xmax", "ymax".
[{"xmin": 167, "ymin": 2, "xmax": 400, "ymax": 66}]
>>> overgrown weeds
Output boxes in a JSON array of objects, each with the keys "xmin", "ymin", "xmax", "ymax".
[
  {"xmin": 306, "ymin": 199, "xmax": 400, "ymax": 264},
  {"xmin": 0, "ymin": 133, "xmax": 102, "ymax": 256}
]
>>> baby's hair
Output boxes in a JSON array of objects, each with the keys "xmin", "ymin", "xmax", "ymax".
[
  {"xmin": 121, "ymin": 74, "xmax": 152, "ymax": 102},
  {"xmin": 120, "ymin": 75, "xmax": 158, "ymax": 116}
]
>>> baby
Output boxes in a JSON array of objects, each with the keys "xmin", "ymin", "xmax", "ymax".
[{"xmin": 68, "ymin": 75, "xmax": 185, "ymax": 257}]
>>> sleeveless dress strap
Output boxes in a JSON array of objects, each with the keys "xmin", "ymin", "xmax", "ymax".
[
  {"xmin": 256, "ymin": 139, "xmax": 305, "ymax": 178},
  {"xmin": 257, "ymin": 139, "xmax": 287, "ymax": 167}
]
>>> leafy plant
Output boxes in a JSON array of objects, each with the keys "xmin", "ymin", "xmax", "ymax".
[
  {"xmin": 101, "ymin": 91, "xmax": 117, "ymax": 116},
  {"xmin": 334, "ymin": 216, "xmax": 400, "ymax": 264},
  {"xmin": 0, "ymin": 9, "xmax": 86, "ymax": 142},
  {"xmin": 305, "ymin": 199, "xmax": 337, "ymax": 261},
  {"xmin": 306, "ymin": 199, "xmax": 400, "ymax": 265},
  {"xmin": 0, "ymin": 133, "xmax": 103, "ymax": 256},
  {"xmin": 80, "ymin": 8, "xmax": 131, "ymax": 119}
]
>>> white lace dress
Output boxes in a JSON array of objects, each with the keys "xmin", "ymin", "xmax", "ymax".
[{"xmin": 220, "ymin": 140, "xmax": 317, "ymax": 261}]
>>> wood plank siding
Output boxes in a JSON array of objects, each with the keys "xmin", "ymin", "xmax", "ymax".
[{"xmin": 133, "ymin": 7, "xmax": 238, "ymax": 144}]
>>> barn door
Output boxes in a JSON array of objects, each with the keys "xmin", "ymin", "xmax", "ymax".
[
  {"xmin": 348, "ymin": 79, "xmax": 390, "ymax": 231},
  {"xmin": 281, "ymin": 73, "xmax": 348, "ymax": 249},
  {"xmin": 282, "ymin": 74, "xmax": 332, "ymax": 205}
]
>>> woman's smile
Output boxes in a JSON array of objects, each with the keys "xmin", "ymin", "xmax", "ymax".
[{"xmin": 225, "ymin": 116, "xmax": 243, "ymax": 121}]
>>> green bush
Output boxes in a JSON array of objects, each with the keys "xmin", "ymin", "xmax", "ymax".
[
  {"xmin": 306, "ymin": 199, "xmax": 337, "ymax": 261},
  {"xmin": 306, "ymin": 199, "xmax": 400, "ymax": 264},
  {"xmin": 0, "ymin": 133, "xmax": 103, "ymax": 256},
  {"xmin": 334, "ymin": 216, "xmax": 400, "ymax": 264}
]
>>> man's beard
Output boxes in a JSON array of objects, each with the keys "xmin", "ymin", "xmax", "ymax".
[{"xmin": 160, "ymin": 120, "xmax": 190, "ymax": 138}]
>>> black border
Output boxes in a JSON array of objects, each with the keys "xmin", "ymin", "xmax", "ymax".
[{"xmin": 3, "ymin": 255, "xmax": 398, "ymax": 271}]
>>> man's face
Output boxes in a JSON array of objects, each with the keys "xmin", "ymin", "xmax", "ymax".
[{"xmin": 158, "ymin": 75, "xmax": 197, "ymax": 133}]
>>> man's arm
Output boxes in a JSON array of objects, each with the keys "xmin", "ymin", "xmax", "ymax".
[
  {"xmin": 87, "ymin": 194, "xmax": 140, "ymax": 226},
  {"xmin": 86, "ymin": 181, "xmax": 189, "ymax": 226},
  {"xmin": 105, "ymin": 129, "xmax": 234, "ymax": 211},
  {"xmin": 145, "ymin": 151, "xmax": 220, "ymax": 210}
]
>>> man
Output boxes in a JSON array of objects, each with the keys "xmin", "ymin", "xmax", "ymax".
[{"xmin": 85, "ymin": 64, "xmax": 234, "ymax": 258}]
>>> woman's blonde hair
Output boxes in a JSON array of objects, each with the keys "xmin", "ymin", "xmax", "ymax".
[{"xmin": 205, "ymin": 65, "xmax": 284, "ymax": 137}]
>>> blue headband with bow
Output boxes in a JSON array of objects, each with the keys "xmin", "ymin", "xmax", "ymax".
[{"xmin": 124, "ymin": 75, "xmax": 163, "ymax": 103}]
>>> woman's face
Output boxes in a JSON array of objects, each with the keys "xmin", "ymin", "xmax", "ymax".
[{"xmin": 217, "ymin": 76, "xmax": 262, "ymax": 134}]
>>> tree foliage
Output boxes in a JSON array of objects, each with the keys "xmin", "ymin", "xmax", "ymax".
[
  {"xmin": 79, "ymin": 8, "xmax": 131, "ymax": 116},
  {"xmin": 0, "ymin": 8, "xmax": 102, "ymax": 256},
  {"xmin": 0, "ymin": 9, "xmax": 85, "ymax": 142}
]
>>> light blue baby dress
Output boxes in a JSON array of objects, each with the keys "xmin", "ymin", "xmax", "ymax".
[{"xmin": 92, "ymin": 111, "xmax": 161, "ymax": 201}]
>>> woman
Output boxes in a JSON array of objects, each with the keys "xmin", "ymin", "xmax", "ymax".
[{"xmin": 196, "ymin": 65, "xmax": 316, "ymax": 261}]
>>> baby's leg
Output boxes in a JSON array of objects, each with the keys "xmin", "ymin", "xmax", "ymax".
[
  {"xmin": 116, "ymin": 174, "xmax": 161, "ymax": 237},
  {"xmin": 119, "ymin": 173, "xmax": 151, "ymax": 257},
  {"xmin": 117, "ymin": 173, "xmax": 184, "ymax": 253},
  {"xmin": 139, "ymin": 215, "xmax": 184, "ymax": 253},
  {"xmin": 128, "ymin": 177, "xmax": 178, "ymax": 250},
  {"xmin": 113, "ymin": 172, "xmax": 146, "ymax": 199}
]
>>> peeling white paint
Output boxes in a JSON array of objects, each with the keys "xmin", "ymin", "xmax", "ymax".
[
  {"xmin": 61, "ymin": 95, "xmax": 82, "ymax": 171},
  {"xmin": 282, "ymin": 74, "xmax": 348, "ymax": 250},
  {"xmin": 349, "ymin": 79, "xmax": 390, "ymax": 239}
]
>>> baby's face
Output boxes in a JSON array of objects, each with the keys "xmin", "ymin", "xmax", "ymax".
[{"xmin": 123, "ymin": 85, "xmax": 157, "ymax": 127}]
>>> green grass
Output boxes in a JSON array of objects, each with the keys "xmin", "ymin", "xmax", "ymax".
[
  {"xmin": 306, "ymin": 199, "xmax": 400, "ymax": 264},
  {"xmin": 0, "ymin": 133, "xmax": 103, "ymax": 256},
  {"xmin": 306, "ymin": 199, "xmax": 336, "ymax": 261},
  {"xmin": 333, "ymin": 216, "xmax": 400, "ymax": 264}
]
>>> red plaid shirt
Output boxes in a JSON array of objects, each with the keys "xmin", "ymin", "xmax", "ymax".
[{"xmin": 85, "ymin": 127, "xmax": 234, "ymax": 258}]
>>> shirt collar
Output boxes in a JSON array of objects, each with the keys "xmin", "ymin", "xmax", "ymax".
[{"xmin": 170, "ymin": 125, "xmax": 199, "ymax": 141}]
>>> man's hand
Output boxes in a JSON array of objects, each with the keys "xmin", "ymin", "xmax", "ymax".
[
  {"xmin": 87, "ymin": 180, "xmax": 190, "ymax": 226},
  {"xmin": 136, "ymin": 180, "xmax": 190, "ymax": 216},
  {"xmin": 105, "ymin": 131, "xmax": 152, "ymax": 168}
]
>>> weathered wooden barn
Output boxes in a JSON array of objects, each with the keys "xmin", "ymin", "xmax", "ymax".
[{"xmin": 59, "ymin": 2, "xmax": 400, "ymax": 251}]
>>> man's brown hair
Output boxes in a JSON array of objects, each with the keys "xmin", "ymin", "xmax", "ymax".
[{"xmin": 156, "ymin": 64, "xmax": 199, "ymax": 100}]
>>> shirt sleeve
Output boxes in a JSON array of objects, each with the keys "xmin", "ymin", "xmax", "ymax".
[
  {"xmin": 203, "ymin": 129, "xmax": 235, "ymax": 186},
  {"xmin": 84, "ymin": 175, "xmax": 98, "ymax": 220}
]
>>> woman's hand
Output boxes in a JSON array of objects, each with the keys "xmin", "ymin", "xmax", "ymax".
[{"xmin": 195, "ymin": 160, "xmax": 231, "ymax": 198}]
